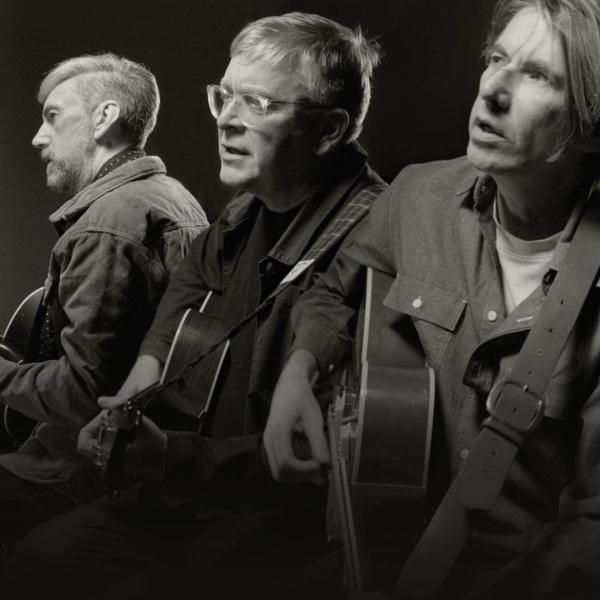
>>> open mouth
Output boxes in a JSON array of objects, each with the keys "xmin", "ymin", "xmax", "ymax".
[
  {"xmin": 476, "ymin": 119, "xmax": 501, "ymax": 136},
  {"xmin": 222, "ymin": 145, "xmax": 248, "ymax": 156}
]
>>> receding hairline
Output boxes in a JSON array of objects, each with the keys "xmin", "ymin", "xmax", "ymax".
[
  {"xmin": 39, "ymin": 70, "xmax": 119, "ymax": 106},
  {"xmin": 222, "ymin": 52, "xmax": 313, "ymax": 98}
]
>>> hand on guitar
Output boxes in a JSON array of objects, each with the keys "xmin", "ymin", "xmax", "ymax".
[
  {"xmin": 77, "ymin": 354, "xmax": 166, "ymax": 490},
  {"xmin": 263, "ymin": 349, "xmax": 330, "ymax": 484},
  {"xmin": 97, "ymin": 354, "xmax": 163, "ymax": 410},
  {"xmin": 77, "ymin": 408, "xmax": 167, "ymax": 485}
]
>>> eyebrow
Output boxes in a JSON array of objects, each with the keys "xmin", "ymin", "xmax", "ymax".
[
  {"xmin": 42, "ymin": 104, "xmax": 61, "ymax": 118},
  {"xmin": 218, "ymin": 79, "xmax": 273, "ymax": 96},
  {"xmin": 490, "ymin": 41, "xmax": 565, "ymax": 86}
]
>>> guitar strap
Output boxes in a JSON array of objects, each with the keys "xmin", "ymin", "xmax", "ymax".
[
  {"xmin": 391, "ymin": 188, "xmax": 600, "ymax": 600},
  {"xmin": 134, "ymin": 180, "xmax": 380, "ymax": 409}
]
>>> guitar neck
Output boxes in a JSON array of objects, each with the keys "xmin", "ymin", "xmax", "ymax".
[{"xmin": 328, "ymin": 394, "xmax": 363, "ymax": 591}]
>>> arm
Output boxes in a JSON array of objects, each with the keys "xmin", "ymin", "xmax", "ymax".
[
  {"xmin": 263, "ymin": 349, "xmax": 328, "ymax": 484},
  {"xmin": 138, "ymin": 223, "xmax": 223, "ymax": 363},
  {"xmin": 0, "ymin": 232, "xmax": 168, "ymax": 427},
  {"xmin": 264, "ymin": 186, "xmax": 399, "ymax": 482},
  {"xmin": 78, "ymin": 417, "xmax": 269, "ymax": 501},
  {"xmin": 94, "ymin": 223, "xmax": 223, "ymax": 409},
  {"xmin": 78, "ymin": 225, "xmax": 230, "ymax": 478}
]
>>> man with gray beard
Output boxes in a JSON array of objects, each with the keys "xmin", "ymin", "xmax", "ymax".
[{"xmin": 0, "ymin": 52, "xmax": 207, "ymax": 558}]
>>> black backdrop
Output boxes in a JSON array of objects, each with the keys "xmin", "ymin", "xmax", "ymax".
[{"xmin": 0, "ymin": 0, "xmax": 496, "ymax": 324}]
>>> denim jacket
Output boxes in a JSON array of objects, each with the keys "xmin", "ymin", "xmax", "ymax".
[
  {"xmin": 291, "ymin": 156, "xmax": 600, "ymax": 599},
  {"xmin": 0, "ymin": 156, "xmax": 208, "ymax": 491}
]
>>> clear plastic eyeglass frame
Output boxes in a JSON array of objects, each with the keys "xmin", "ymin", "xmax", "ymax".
[{"xmin": 206, "ymin": 84, "xmax": 332, "ymax": 128}]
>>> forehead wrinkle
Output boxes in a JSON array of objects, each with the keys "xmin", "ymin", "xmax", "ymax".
[
  {"xmin": 220, "ymin": 60, "xmax": 275, "ymax": 95},
  {"xmin": 221, "ymin": 56, "xmax": 310, "ymax": 100},
  {"xmin": 497, "ymin": 10, "xmax": 566, "ymax": 75}
]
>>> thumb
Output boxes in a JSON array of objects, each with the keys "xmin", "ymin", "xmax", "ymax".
[
  {"xmin": 98, "ymin": 394, "xmax": 127, "ymax": 410},
  {"xmin": 303, "ymin": 403, "xmax": 330, "ymax": 465}
]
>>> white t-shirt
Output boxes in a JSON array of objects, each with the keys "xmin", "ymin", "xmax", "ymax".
[{"xmin": 494, "ymin": 201, "xmax": 561, "ymax": 313}]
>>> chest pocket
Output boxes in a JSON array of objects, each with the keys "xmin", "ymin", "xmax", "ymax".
[{"xmin": 383, "ymin": 273, "xmax": 467, "ymax": 368}]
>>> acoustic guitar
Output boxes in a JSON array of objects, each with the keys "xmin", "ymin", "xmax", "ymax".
[
  {"xmin": 97, "ymin": 292, "xmax": 231, "ymax": 494},
  {"xmin": 327, "ymin": 267, "xmax": 435, "ymax": 595},
  {"xmin": 0, "ymin": 288, "xmax": 45, "ymax": 450}
]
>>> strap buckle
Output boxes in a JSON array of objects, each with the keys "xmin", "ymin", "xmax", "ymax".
[{"xmin": 485, "ymin": 377, "xmax": 545, "ymax": 442}]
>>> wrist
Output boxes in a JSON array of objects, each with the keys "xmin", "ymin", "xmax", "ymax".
[
  {"xmin": 285, "ymin": 349, "xmax": 320, "ymax": 383},
  {"xmin": 135, "ymin": 354, "xmax": 163, "ymax": 376}
]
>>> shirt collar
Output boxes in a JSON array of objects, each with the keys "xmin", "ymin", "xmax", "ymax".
[
  {"xmin": 451, "ymin": 161, "xmax": 497, "ymax": 216},
  {"xmin": 221, "ymin": 141, "xmax": 370, "ymax": 265},
  {"xmin": 268, "ymin": 141, "xmax": 369, "ymax": 265},
  {"xmin": 93, "ymin": 148, "xmax": 146, "ymax": 182},
  {"xmin": 460, "ymin": 169, "xmax": 600, "ymax": 296},
  {"xmin": 49, "ymin": 155, "xmax": 166, "ymax": 229}
]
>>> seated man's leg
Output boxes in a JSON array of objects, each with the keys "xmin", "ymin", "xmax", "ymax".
[
  {"xmin": 3, "ymin": 483, "xmax": 336, "ymax": 600},
  {"xmin": 0, "ymin": 487, "xmax": 191, "ymax": 600},
  {"xmin": 89, "ymin": 510, "xmax": 284, "ymax": 600},
  {"xmin": 0, "ymin": 465, "xmax": 77, "ymax": 566},
  {"xmin": 94, "ymin": 502, "xmax": 336, "ymax": 600},
  {"xmin": 243, "ymin": 548, "xmax": 346, "ymax": 600}
]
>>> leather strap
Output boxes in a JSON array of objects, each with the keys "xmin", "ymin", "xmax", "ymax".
[
  {"xmin": 131, "ymin": 183, "xmax": 379, "ymax": 412},
  {"xmin": 392, "ymin": 191, "xmax": 600, "ymax": 600}
]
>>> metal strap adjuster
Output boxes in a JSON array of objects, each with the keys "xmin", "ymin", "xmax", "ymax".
[{"xmin": 484, "ymin": 377, "xmax": 545, "ymax": 444}]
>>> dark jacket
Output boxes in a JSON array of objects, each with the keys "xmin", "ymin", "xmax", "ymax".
[
  {"xmin": 0, "ymin": 155, "xmax": 208, "ymax": 489},
  {"xmin": 139, "ymin": 143, "xmax": 387, "ymax": 503}
]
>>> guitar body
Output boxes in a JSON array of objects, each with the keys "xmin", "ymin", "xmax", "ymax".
[
  {"xmin": 97, "ymin": 294, "xmax": 232, "ymax": 494},
  {"xmin": 155, "ymin": 303, "xmax": 230, "ymax": 431},
  {"xmin": 0, "ymin": 288, "xmax": 45, "ymax": 449},
  {"xmin": 328, "ymin": 268, "xmax": 435, "ymax": 594}
]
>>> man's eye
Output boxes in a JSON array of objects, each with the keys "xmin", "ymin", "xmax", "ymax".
[
  {"xmin": 525, "ymin": 69, "xmax": 548, "ymax": 82},
  {"xmin": 219, "ymin": 90, "xmax": 234, "ymax": 103},
  {"xmin": 241, "ymin": 94, "xmax": 265, "ymax": 114},
  {"xmin": 487, "ymin": 53, "xmax": 505, "ymax": 67}
]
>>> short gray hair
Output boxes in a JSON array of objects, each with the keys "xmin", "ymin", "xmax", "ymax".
[
  {"xmin": 38, "ymin": 53, "xmax": 160, "ymax": 148},
  {"xmin": 231, "ymin": 12, "xmax": 382, "ymax": 142}
]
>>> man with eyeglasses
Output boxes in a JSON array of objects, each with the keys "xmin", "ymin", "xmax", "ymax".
[
  {"xmin": 0, "ymin": 13, "xmax": 385, "ymax": 599},
  {"xmin": 265, "ymin": 0, "xmax": 600, "ymax": 598}
]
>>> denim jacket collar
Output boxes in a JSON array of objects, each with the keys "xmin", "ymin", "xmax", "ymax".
[{"xmin": 49, "ymin": 156, "xmax": 167, "ymax": 231}]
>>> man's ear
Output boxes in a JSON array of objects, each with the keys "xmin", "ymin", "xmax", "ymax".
[
  {"xmin": 314, "ymin": 108, "xmax": 350, "ymax": 156},
  {"xmin": 92, "ymin": 101, "xmax": 121, "ymax": 142}
]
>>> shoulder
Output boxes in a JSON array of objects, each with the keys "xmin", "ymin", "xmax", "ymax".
[
  {"xmin": 356, "ymin": 157, "xmax": 479, "ymax": 244},
  {"xmin": 353, "ymin": 162, "xmax": 388, "ymax": 199},
  {"xmin": 382, "ymin": 156, "xmax": 477, "ymax": 214},
  {"xmin": 79, "ymin": 163, "xmax": 207, "ymax": 239},
  {"xmin": 391, "ymin": 156, "xmax": 476, "ymax": 193}
]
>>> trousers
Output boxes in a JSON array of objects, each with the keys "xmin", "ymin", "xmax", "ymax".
[{"xmin": 1, "ymin": 483, "xmax": 336, "ymax": 600}]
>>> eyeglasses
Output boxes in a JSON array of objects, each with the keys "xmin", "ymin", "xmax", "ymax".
[{"xmin": 206, "ymin": 84, "xmax": 332, "ymax": 128}]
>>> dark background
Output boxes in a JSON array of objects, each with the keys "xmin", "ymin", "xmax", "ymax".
[{"xmin": 0, "ymin": 0, "xmax": 496, "ymax": 325}]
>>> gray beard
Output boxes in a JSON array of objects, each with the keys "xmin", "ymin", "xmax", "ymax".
[
  {"xmin": 47, "ymin": 165, "xmax": 83, "ymax": 195},
  {"xmin": 46, "ymin": 152, "xmax": 93, "ymax": 195}
]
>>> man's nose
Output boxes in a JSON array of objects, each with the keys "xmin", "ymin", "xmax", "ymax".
[
  {"xmin": 31, "ymin": 123, "xmax": 48, "ymax": 149},
  {"xmin": 216, "ymin": 96, "xmax": 246, "ymax": 131},
  {"xmin": 480, "ymin": 66, "xmax": 512, "ymax": 112}
]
